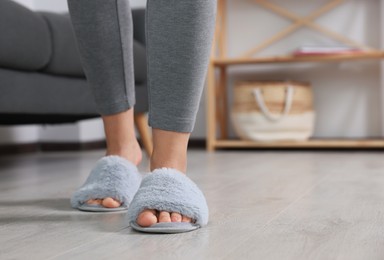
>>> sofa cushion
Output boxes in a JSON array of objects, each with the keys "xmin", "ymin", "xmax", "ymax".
[
  {"xmin": 0, "ymin": 68, "xmax": 96, "ymax": 115},
  {"xmin": 38, "ymin": 12, "xmax": 85, "ymax": 77},
  {"xmin": 0, "ymin": 0, "xmax": 51, "ymax": 71},
  {"xmin": 0, "ymin": 0, "xmax": 147, "ymax": 84},
  {"xmin": 38, "ymin": 11, "xmax": 147, "ymax": 83},
  {"xmin": 0, "ymin": 68, "xmax": 149, "ymax": 115}
]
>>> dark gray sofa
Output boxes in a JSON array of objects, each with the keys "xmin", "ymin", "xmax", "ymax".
[{"xmin": 0, "ymin": 0, "xmax": 148, "ymax": 125}]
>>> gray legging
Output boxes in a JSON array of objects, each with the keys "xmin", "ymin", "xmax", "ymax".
[{"xmin": 67, "ymin": 0, "xmax": 217, "ymax": 133}]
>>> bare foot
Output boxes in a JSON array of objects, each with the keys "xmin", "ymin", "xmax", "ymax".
[
  {"xmin": 136, "ymin": 128, "xmax": 192, "ymax": 226},
  {"xmin": 136, "ymin": 210, "xmax": 192, "ymax": 226},
  {"xmin": 85, "ymin": 140, "xmax": 142, "ymax": 208},
  {"xmin": 85, "ymin": 109, "xmax": 142, "ymax": 208}
]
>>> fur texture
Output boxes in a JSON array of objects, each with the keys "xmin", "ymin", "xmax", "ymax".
[
  {"xmin": 127, "ymin": 168, "xmax": 209, "ymax": 226},
  {"xmin": 70, "ymin": 155, "xmax": 142, "ymax": 208}
]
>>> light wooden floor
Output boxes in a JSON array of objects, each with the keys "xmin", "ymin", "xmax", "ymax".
[{"xmin": 1, "ymin": 150, "xmax": 384, "ymax": 260}]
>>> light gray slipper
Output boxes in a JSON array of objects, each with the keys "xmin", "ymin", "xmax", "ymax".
[
  {"xmin": 127, "ymin": 168, "xmax": 209, "ymax": 233},
  {"xmin": 70, "ymin": 155, "xmax": 142, "ymax": 212}
]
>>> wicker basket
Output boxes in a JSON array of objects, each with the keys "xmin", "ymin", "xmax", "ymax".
[{"xmin": 231, "ymin": 81, "xmax": 315, "ymax": 141}]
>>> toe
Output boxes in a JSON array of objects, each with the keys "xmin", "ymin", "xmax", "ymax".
[
  {"xmin": 182, "ymin": 216, "xmax": 192, "ymax": 223},
  {"xmin": 137, "ymin": 209, "xmax": 158, "ymax": 227},
  {"xmin": 170, "ymin": 212, "xmax": 182, "ymax": 222},
  {"xmin": 158, "ymin": 211, "xmax": 171, "ymax": 223},
  {"xmin": 101, "ymin": 197, "xmax": 121, "ymax": 208},
  {"xmin": 86, "ymin": 199, "xmax": 102, "ymax": 205}
]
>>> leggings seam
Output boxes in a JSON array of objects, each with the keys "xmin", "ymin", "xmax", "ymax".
[{"xmin": 115, "ymin": 0, "xmax": 129, "ymax": 106}]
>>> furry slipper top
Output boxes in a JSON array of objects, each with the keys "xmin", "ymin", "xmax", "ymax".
[
  {"xmin": 70, "ymin": 155, "xmax": 142, "ymax": 212},
  {"xmin": 127, "ymin": 168, "xmax": 209, "ymax": 233}
]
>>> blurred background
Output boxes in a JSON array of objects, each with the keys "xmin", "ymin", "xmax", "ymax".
[{"xmin": 1, "ymin": 0, "xmax": 383, "ymax": 153}]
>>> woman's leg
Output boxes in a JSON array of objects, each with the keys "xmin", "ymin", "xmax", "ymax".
[
  {"xmin": 67, "ymin": 0, "xmax": 141, "ymax": 208},
  {"xmin": 68, "ymin": 0, "xmax": 217, "ymax": 218},
  {"xmin": 137, "ymin": 0, "xmax": 217, "ymax": 226}
]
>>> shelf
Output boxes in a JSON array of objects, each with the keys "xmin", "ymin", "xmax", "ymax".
[
  {"xmin": 212, "ymin": 51, "xmax": 384, "ymax": 67},
  {"xmin": 206, "ymin": 0, "xmax": 384, "ymax": 151},
  {"xmin": 214, "ymin": 139, "xmax": 384, "ymax": 149}
]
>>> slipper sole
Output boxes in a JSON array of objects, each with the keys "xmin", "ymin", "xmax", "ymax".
[
  {"xmin": 77, "ymin": 204, "xmax": 128, "ymax": 212},
  {"xmin": 130, "ymin": 221, "xmax": 200, "ymax": 234}
]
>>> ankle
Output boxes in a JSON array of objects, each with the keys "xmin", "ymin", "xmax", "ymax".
[
  {"xmin": 150, "ymin": 128, "xmax": 191, "ymax": 173},
  {"xmin": 106, "ymin": 141, "xmax": 142, "ymax": 166},
  {"xmin": 102, "ymin": 109, "xmax": 142, "ymax": 165},
  {"xmin": 150, "ymin": 150, "xmax": 187, "ymax": 173}
]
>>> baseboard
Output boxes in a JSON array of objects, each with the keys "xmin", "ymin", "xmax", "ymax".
[
  {"xmin": 0, "ymin": 143, "xmax": 40, "ymax": 156},
  {"xmin": 0, "ymin": 138, "xmax": 206, "ymax": 156},
  {"xmin": 0, "ymin": 141, "xmax": 106, "ymax": 156},
  {"xmin": 40, "ymin": 140, "xmax": 107, "ymax": 151}
]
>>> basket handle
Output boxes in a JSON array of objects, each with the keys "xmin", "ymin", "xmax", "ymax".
[{"xmin": 252, "ymin": 84, "xmax": 294, "ymax": 122}]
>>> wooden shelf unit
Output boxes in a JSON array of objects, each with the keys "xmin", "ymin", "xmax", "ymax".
[{"xmin": 206, "ymin": 0, "xmax": 384, "ymax": 151}]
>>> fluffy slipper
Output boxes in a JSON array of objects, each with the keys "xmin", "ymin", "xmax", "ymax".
[
  {"xmin": 70, "ymin": 155, "xmax": 142, "ymax": 212},
  {"xmin": 127, "ymin": 168, "xmax": 209, "ymax": 233}
]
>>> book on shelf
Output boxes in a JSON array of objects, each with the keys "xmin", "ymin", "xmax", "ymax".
[{"xmin": 292, "ymin": 46, "xmax": 366, "ymax": 56}]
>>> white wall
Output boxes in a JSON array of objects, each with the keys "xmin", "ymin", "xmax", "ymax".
[
  {"xmin": 16, "ymin": 0, "xmax": 147, "ymax": 11},
  {"xmin": 12, "ymin": 0, "xmax": 34, "ymax": 9},
  {"xmin": 223, "ymin": 0, "xmax": 382, "ymax": 138},
  {"xmin": 0, "ymin": 125, "xmax": 39, "ymax": 144},
  {"xmin": 33, "ymin": 0, "xmax": 70, "ymax": 12},
  {"xmin": 2, "ymin": 0, "xmax": 383, "ymax": 145},
  {"xmin": 381, "ymin": 0, "xmax": 384, "ymax": 135}
]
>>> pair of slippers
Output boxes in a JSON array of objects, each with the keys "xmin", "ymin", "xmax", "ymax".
[{"xmin": 70, "ymin": 156, "xmax": 208, "ymax": 234}]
